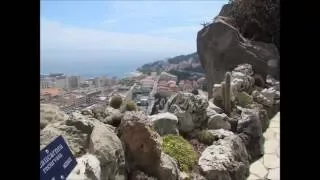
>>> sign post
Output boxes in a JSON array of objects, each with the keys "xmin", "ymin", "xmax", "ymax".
[{"xmin": 40, "ymin": 136, "xmax": 77, "ymax": 180}]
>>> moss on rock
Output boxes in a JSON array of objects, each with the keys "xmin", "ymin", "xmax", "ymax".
[{"xmin": 162, "ymin": 135, "xmax": 198, "ymax": 172}]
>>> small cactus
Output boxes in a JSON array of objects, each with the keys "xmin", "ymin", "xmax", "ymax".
[
  {"xmin": 222, "ymin": 72, "xmax": 232, "ymax": 115},
  {"xmin": 110, "ymin": 95, "xmax": 123, "ymax": 109},
  {"xmin": 125, "ymin": 100, "xmax": 137, "ymax": 111}
]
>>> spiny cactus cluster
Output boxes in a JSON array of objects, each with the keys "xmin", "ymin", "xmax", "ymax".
[{"xmin": 222, "ymin": 72, "xmax": 232, "ymax": 115}]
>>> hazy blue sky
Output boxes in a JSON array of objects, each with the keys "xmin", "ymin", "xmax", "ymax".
[{"xmin": 41, "ymin": 0, "xmax": 227, "ymax": 76}]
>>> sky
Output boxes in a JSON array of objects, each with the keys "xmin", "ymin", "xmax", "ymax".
[{"xmin": 41, "ymin": 0, "xmax": 227, "ymax": 77}]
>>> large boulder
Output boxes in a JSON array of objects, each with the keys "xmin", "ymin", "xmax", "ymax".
[
  {"xmin": 67, "ymin": 153, "xmax": 101, "ymax": 180},
  {"xmin": 149, "ymin": 112, "xmax": 179, "ymax": 136},
  {"xmin": 89, "ymin": 124, "xmax": 126, "ymax": 180},
  {"xmin": 166, "ymin": 92, "xmax": 209, "ymax": 133},
  {"xmin": 237, "ymin": 108, "xmax": 264, "ymax": 162},
  {"xmin": 118, "ymin": 112, "xmax": 162, "ymax": 177},
  {"xmin": 40, "ymin": 104, "xmax": 69, "ymax": 129},
  {"xmin": 40, "ymin": 112, "xmax": 97, "ymax": 157},
  {"xmin": 197, "ymin": 16, "xmax": 279, "ymax": 99},
  {"xmin": 207, "ymin": 113, "xmax": 231, "ymax": 130},
  {"xmin": 198, "ymin": 135, "xmax": 249, "ymax": 180}
]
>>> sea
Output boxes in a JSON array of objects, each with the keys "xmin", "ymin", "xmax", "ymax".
[{"xmin": 41, "ymin": 60, "xmax": 147, "ymax": 79}]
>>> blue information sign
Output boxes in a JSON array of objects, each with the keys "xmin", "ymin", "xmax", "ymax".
[{"xmin": 40, "ymin": 136, "xmax": 77, "ymax": 180}]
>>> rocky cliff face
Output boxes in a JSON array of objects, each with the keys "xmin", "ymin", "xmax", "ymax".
[{"xmin": 197, "ymin": 11, "xmax": 280, "ymax": 99}]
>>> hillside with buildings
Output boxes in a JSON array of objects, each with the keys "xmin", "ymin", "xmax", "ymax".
[{"xmin": 137, "ymin": 52, "xmax": 204, "ymax": 82}]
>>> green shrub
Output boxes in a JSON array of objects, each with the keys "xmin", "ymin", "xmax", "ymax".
[
  {"xmin": 162, "ymin": 135, "xmax": 198, "ymax": 172},
  {"xmin": 110, "ymin": 95, "xmax": 123, "ymax": 109},
  {"xmin": 196, "ymin": 130, "xmax": 217, "ymax": 145},
  {"xmin": 125, "ymin": 100, "xmax": 137, "ymax": 111}
]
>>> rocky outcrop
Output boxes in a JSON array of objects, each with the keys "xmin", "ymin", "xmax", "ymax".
[
  {"xmin": 118, "ymin": 112, "xmax": 162, "ymax": 177},
  {"xmin": 237, "ymin": 108, "xmax": 264, "ymax": 162},
  {"xmin": 149, "ymin": 112, "xmax": 179, "ymax": 136},
  {"xmin": 198, "ymin": 135, "xmax": 249, "ymax": 180},
  {"xmin": 166, "ymin": 92, "xmax": 209, "ymax": 133},
  {"xmin": 40, "ymin": 104, "xmax": 69, "ymax": 129},
  {"xmin": 197, "ymin": 16, "xmax": 280, "ymax": 99},
  {"xmin": 89, "ymin": 123, "xmax": 126, "ymax": 180},
  {"xmin": 67, "ymin": 153, "xmax": 101, "ymax": 180}
]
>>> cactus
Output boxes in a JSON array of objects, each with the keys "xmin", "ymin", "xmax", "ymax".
[
  {"xmin": 110, "ymin": 95, "xmax": 123, "ymax": 109},
  {"xmin": 222, "ymin": 72, "xmax": 232, "ymax": 115},
  {"xmin": 125, "ymin": 100, "xmax": 137, "ymax": 111}
]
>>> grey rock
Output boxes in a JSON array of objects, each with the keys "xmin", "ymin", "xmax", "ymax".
[
  {"xmin": 252, "ymin": 90, "xmax": 273, "ymax": 107},
  {"xmin": 149, "ymin": 112, "xmax": 179, "ymax": 136},
  {"xmin": 236, "ymin": 91, "xmax": 254, "ymax": 107},
  {"xmin": 130, "ymin": 171, "xmax": 157, "ymax": 180},
  {"xmin": 158, "ymin": 152, "xmax": 180, "ymax": 180},
  {"xmin": 261, "ymin": 87, "xmax": 276, "ymax": 105},
  {"xmin": 166, "ymin": 92, "xmax": 209, "ymax": 133},
  {"xmin": 237, "ymin": 108, "xmax": 264, "ymax": 162},
  {"xmin": 81, "ymin": 109, "xmax": 94, "ymax": 117},
  {"xmin": 66, "ymin": 112, "xmax": 96, "ymax": 134},
  {"xmin": 207, "ymin": 100, "xmax": 223, "ymax": 114},
  {"xmin": 118, "ymin": 117, "xmax": 162, "ymax": 177},
  {"xmin": 198, "ymin": 135, "xmax": 249, "ymax": 180},
  {"xmin": 206, "ymin": 129, "xmax": 234, "ymax": 141},
  {"xmin": 40, "ymin": 104, "xmax": 69, "ymax": 129},
  {"xmin": 40, "ymin": 122, "xmax": 89, "ymax": 157},
  {"xmin": 103, "ymin": 107, "xmax": 123, "ymax": 127},
  {"xmin": 122, "ymin": 111, "xmax": 150, "ymax": 124},
  {"xmin": 89, "ymin": 124, "xmax": 126, "ymax": 180},
  {"xmin": 67, "ymin": 153, "xmax": 101, "ymax": 180},
  {"xmin": 207, "ymin": 113, "xmax": 231, "ymax": 130}
]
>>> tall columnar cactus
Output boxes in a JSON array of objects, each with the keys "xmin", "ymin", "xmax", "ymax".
[{"xmin": 222, "ymin": 72, "xmax": 232, "ymax": 115}]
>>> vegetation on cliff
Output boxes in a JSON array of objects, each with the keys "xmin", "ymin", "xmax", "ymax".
[{"xmin": 228, "ymin": 0, "xmax": 280, "ymax": 51}]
